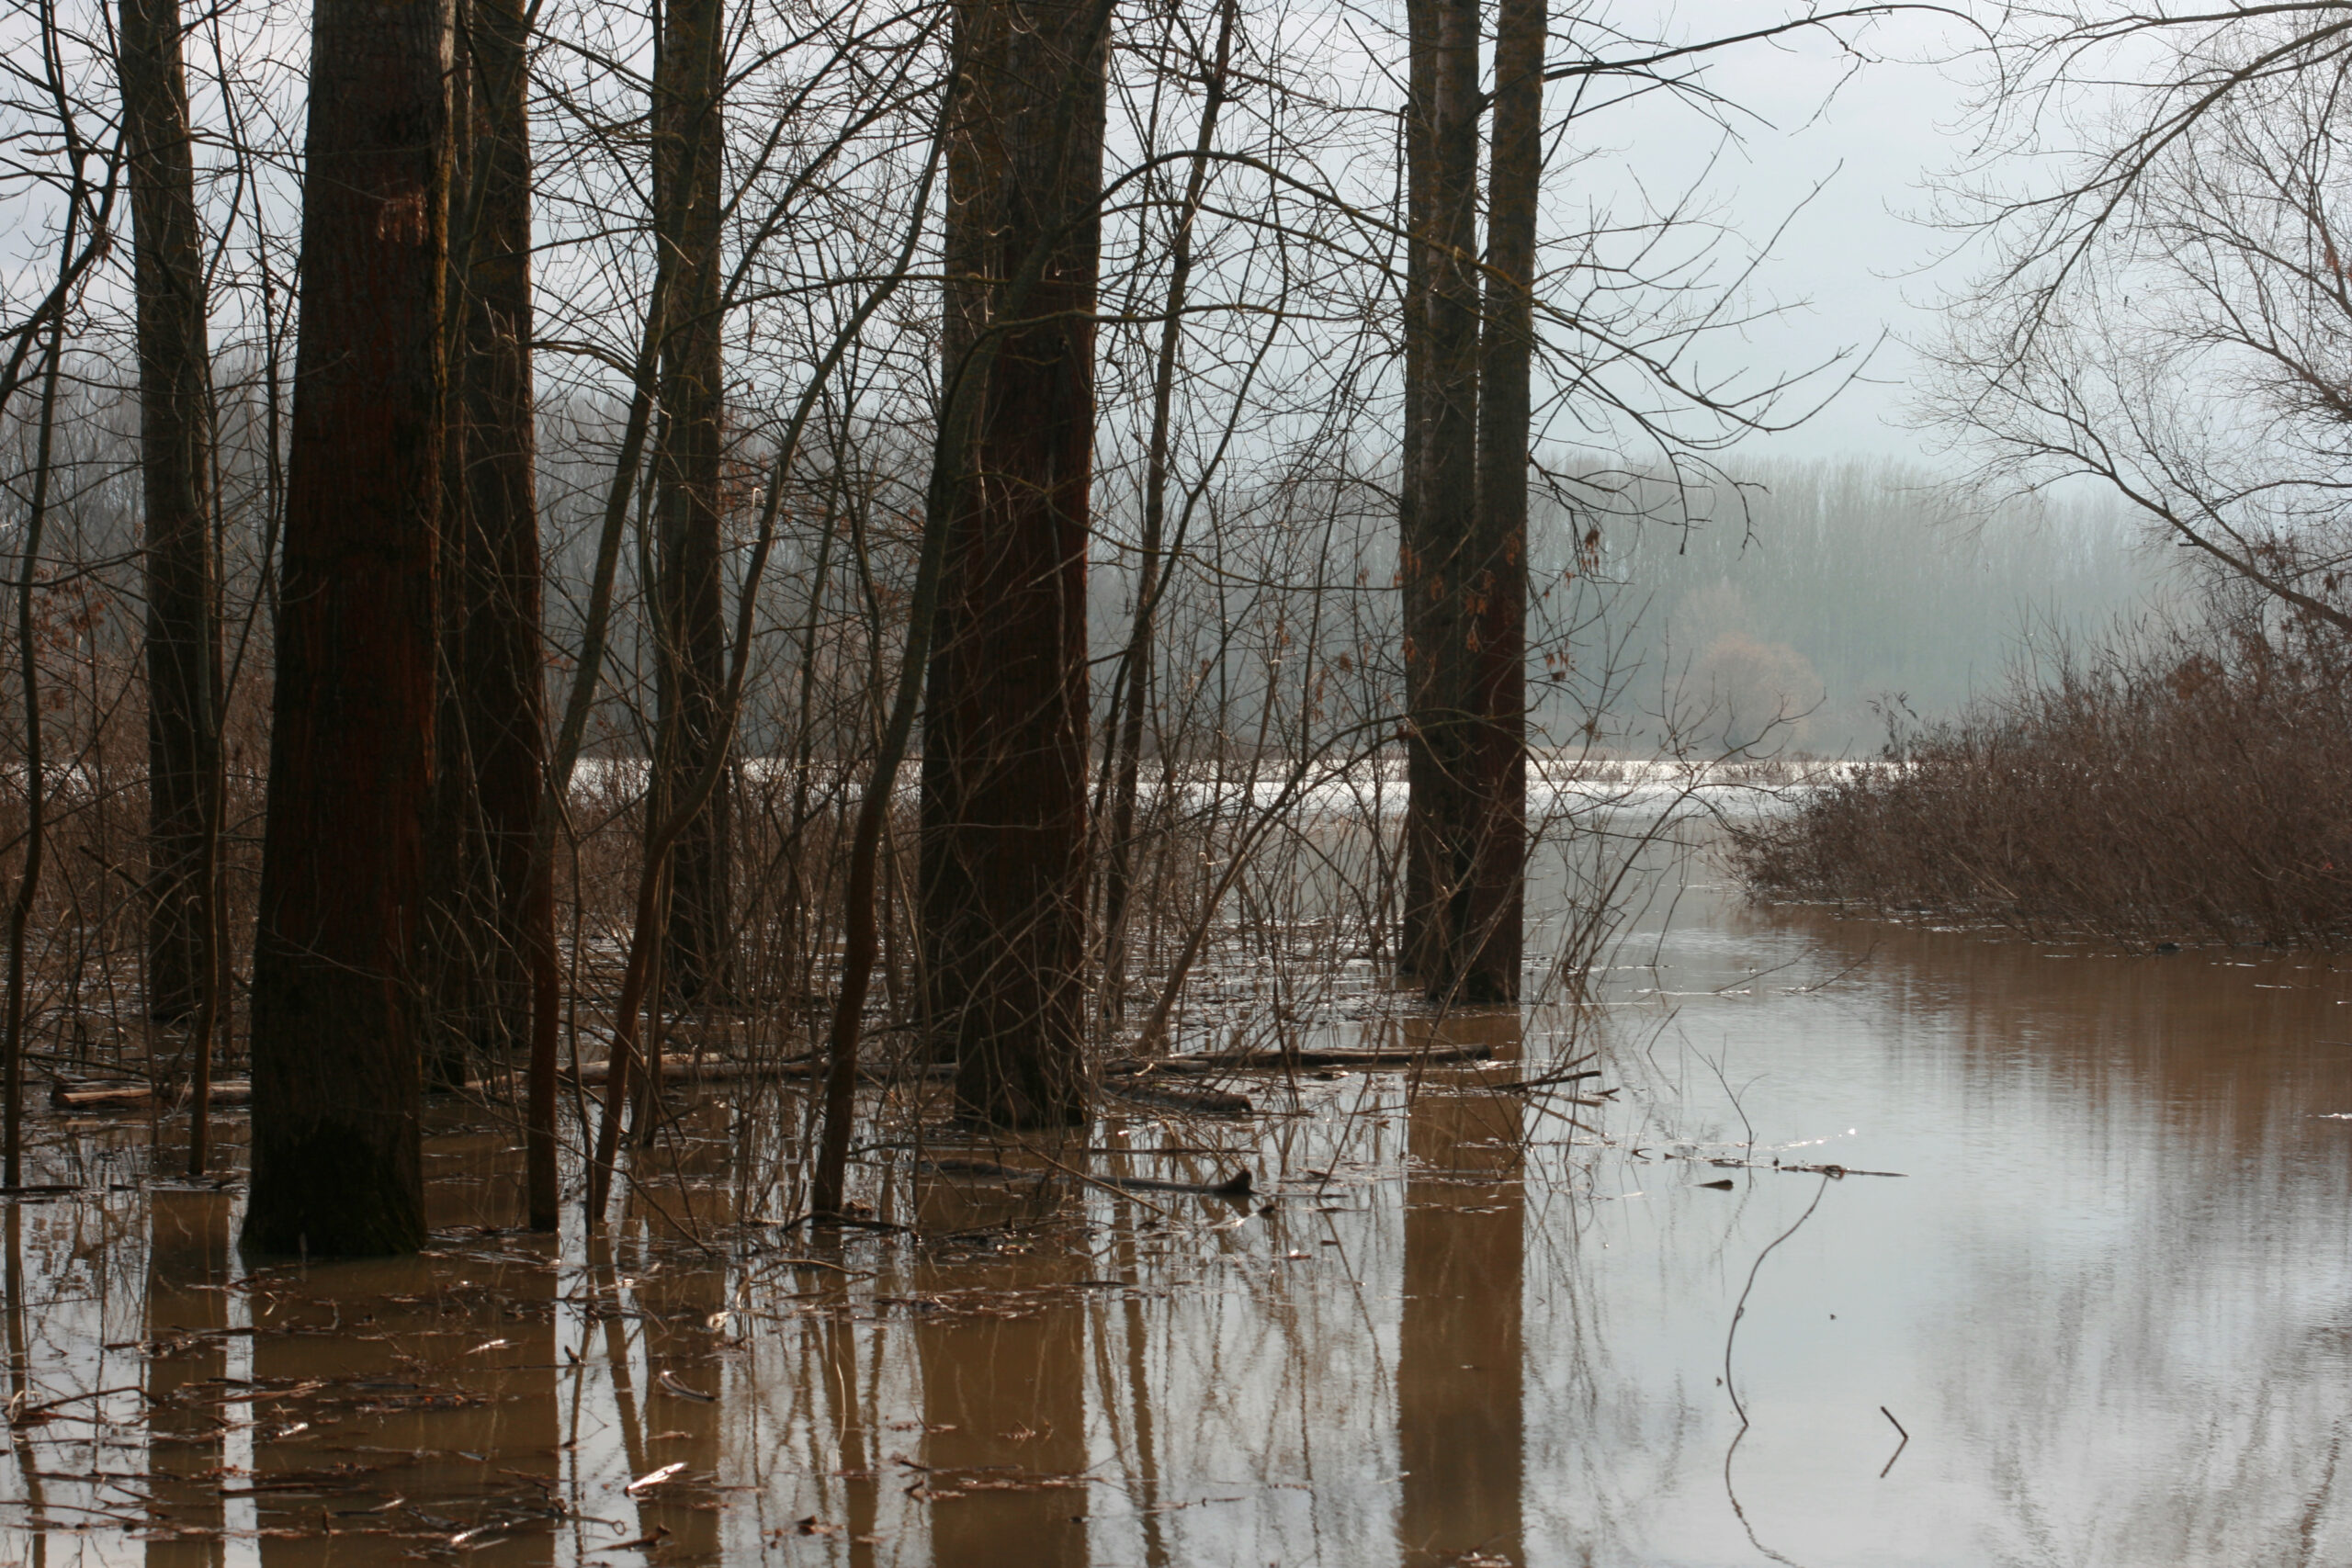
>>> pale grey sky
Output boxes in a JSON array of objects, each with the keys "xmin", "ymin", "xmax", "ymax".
[{"xmin": 1564, "ymin": 5, "xmax": 1988, "ymax": 464}]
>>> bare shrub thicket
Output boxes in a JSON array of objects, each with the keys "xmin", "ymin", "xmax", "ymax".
[
  {"xmin": 1736, "ymin": 7, "xmax": 2352, "ymax": 956},
  {"xmin": 1730, "ymin": 591, "xmax": 2352, "ymax": 948}
]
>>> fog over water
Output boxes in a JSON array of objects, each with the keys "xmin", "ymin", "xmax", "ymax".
[{"xmin": 1541, "ymin": 458, "xmax": 2168, "ymax": 754}]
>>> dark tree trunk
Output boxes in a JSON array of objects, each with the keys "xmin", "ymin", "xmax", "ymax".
[
  {"xmin": 653, "ymin": 0, "xmax": 732, "ymax": 1005},
  {"xmin": 1397, "ymin": 0, "xmax": 1436, "ymax": 982},
  {"xmin": 243, "ymin": 0, "xmax": 448, "ymax": 1257},
  {"xmin": 432, "ymin": 0, "xmax": 550, "ymax": 1088},
  {"xmin": 1458, "ymin": 0, "xmax": 1542, "ymax": 1003},
  {"xmin": 922, "ymin": 0, "xmax": 1105, "ymax": 1126},
  {"xmin": 429, "ymin": 0, "xmax": 479, "ymax": 1089},
  {"xmin": 120, "ymin": 0, "xmax": 220, "ymax": 1028},
  {"xmin": 1403, "ymin": 0, "xmax": 1483, "ymax": 998}
]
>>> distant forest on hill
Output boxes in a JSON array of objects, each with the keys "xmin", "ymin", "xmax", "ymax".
[{"xmin": 1554, "ymin": 459, "xmax": 2170, "ymax": 755}]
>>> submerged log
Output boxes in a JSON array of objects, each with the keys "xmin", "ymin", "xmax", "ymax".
[
  {"xmin": 1104, "ymin": 1078, "xmax": 1254, "ymax": 1118},
  {"xmin": 920, "ymin": 1156, "xmax": 1253, "ymax": 1199},
  {"xmin": 1109, "ymin": 1042, "xmax": 1496, "ymax": 1074},
  {"xmin": 55, "ymin": 1078, "xmax": 248, "ymax": 1110}
]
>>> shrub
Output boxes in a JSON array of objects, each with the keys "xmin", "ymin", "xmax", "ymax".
[{"xmin": 1728, "ymin": 612, "xmax": 2352, "ymax": 948}]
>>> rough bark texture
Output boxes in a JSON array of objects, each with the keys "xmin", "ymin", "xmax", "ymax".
[
  {"xmin": 922, "ymin": 0, "xmax": 1105, "ymax": 1126},
  {"xmin": 120, "ymin": 0, "xmax": 220, "ymax": 1026},
  {"xmin": 1457, "ymin": 0, "xmax": 1542, "ymax": 1003},
  {"xmin": 653, "ymin": 0, "xmax": 732, "ymax": 1004},
  {"xmin": 432, "ymin": 0, "xmax": 550, "ymax": 1082},
  {"xmin": 1402, "ymin": 0, "xmax": 1483, "ymax": 996},
  {"xmin": 243, "ymin": 0, "xmax": 447, "ymax": 1257}
]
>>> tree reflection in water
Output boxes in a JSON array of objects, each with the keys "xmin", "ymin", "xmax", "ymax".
[
  {"xmin": 5, "ymin": 877, "xmax": 2352, "ymax": 1562},
  {"xmin": 1399, "ymin": 1010, "xmax": 1525, "ymax": 1568}
]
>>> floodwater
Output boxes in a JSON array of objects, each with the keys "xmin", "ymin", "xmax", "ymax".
[{"xmin": 7, "ymin": 868, "xmax": 2352, "ymax": 1565}]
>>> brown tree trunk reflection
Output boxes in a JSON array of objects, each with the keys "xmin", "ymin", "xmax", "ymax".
[
  {"xmin": 914, "ymin": 1178, "xmax": 1088, "ymax": 1568},
  {"xmin": 144, "ymin": 1190, "xmax": 229, "ymax": 1568},
  {"xmin": 244, "ymin": 1129, "xmax": 562, "ymax": 1561},
  {"xmin": 820, "ymin": 1309, "xmax": 881, "ymax": 1568},
  {"xmin": 631, "ymin": 1104, "xmax": 731, "ymax": 1560},
  {"xmin": 1397, "ymin": 1010, "xmax": 1524, "ymax": 1567}
]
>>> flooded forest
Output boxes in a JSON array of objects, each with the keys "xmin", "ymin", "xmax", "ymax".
[{"xmin": 2, "ymin": 0, "xmax": 2350, "ymax": 1560}]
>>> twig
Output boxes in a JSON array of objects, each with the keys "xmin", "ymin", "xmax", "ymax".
[
  {"xmin": 1025, "ymin": 1148, "xmax": 1174, "ymax": 1221},
  {"xmin": 1724, "ymin": 1173, "xmax": 1831, "ymax": 1427},
  {"xmin": 1878, "ymin": 1405, "xmax": 1909, "ymax": 1478}
]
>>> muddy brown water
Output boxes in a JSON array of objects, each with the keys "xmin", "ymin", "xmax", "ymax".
[{"xmin": 5, "ymin": 874, "xmax": 2352, "ymax": 1565}]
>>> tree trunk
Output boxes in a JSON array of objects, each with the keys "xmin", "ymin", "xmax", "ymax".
[
  {"xmin": 1397, "ymin": 0, "xmax": 1436, "ymax": 983},
  {"xmin": 653, "ymin": 0, "xmax": 732, "ymax": 1006},
  {"xmin": 1458, "ymin": 0, "xmax": 1542, "ymax": 1004},
  {"xmin": 429, "ymin": 0, "xmax": 480, "ymax": 1090},
  {"xmin": 4, "ymin": 225, "xmax": 73, "ymax": 1190},
  {"xmin": 433, "ymin": 0, "xmax": 549, "ymax": 1089},
  {"xmin": 921, "ymin": 0, "xmax": 1106, "ymax": 1127},
  {"xmin": 120, "ymin": 0, "xmax": 220, "ymax": 1029},
  {"xmin": 243, "ymin": 0, "xmax": 448, "ymax": 1257},
  {"xmin": 1404, "ymin": 0, "xmax": 1482, "ymax": 998}
]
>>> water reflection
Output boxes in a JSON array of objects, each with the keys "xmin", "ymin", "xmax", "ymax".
[
  {"xmin": 145, "ymin": 1189, "xmax": 229, "ymax": 1568},
  {"xmin": 819, "ymin": 1298, "xmax": 883, "ymax": 1566},
  {"xmin": 239, "ymin": 1121, "xmax": 560, "ymax": 1564},
  {"xmin": 914, "ymin": 1174, "xmax": 1089, "ymax": 1568},
  {"xmin": 7, "ymin": 878, "xmax": 2352, "ymax": 1564},
  {"xmin": 626, "ymin": 1097, "xmax": 733, "ymax": 1558},
  {"xmin": 1399, "ymin": 1011, "xmax": 1524, "ymax": 1568}
]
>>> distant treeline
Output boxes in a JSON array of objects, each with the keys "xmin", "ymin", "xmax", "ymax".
[{"xmin": 1550, "ymin": 458, "xmax": 2169, "ymax": 755}]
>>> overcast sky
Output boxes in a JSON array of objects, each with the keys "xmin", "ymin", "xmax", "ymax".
[{"xmin": 1569, "ymin": 6, "xmax": 1992, "ymax": 466}]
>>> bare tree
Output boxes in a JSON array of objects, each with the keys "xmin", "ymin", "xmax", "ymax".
[
  {"xmin": 1399, "ymin": 0, "xmax": 1486, "ymax": 989},
  {"xmin": 1930, "ymin": 15, "xmax": 2352, "ymax": 630},
  {"xmin": 1095, "ymin": 0, "xmax": 1237, "ymax": 1027},
  {"xmin": 448, "ymin": 0, "xmax": 555, "ymax": 1214},
  {"xmin": 920, "ymin": 0, "xmax": 1111, "ymax": 1127},
  {"xmin": 119, "ymin": 0, "xmax": 220, "ymax": 1038},
  {"xmin": 652, "ymin": 0, "xmax": 732, "ymax": 1005},
  {"xmin": 244, "ymin": 0, "xmax": 450, "ymax": 1256},
  {"xmin": 1456, "ymin": 0, "xmax": 1544, "ymax": 1004}
]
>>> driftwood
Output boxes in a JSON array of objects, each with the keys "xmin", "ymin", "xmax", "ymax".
[
  {"xmin": 55, "ymin": 1079, "xmax": 249, "ymax": 1111},
  {"xmin": 53, "ymin": 1045, "xmax": 1453, "ymax": 1117},
  {"xmin": 568, "ymin": 1054, "xmax": 808, "ymax": 1087},
  {"xmin": 1103, "ymin": 1078, "xmax": 1254, "ymax": 1117},
  {"xmin": 51, "ymin": 1052, "xmax": 784, "ymax": 1111},
  {"xmin": 1108, "ymin": 1043, "xmax": 1495, "ymax": 1075},
  {"xmin": 920, "ymin": 1156, "xmax": 1254, "ymax": 1199}
]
